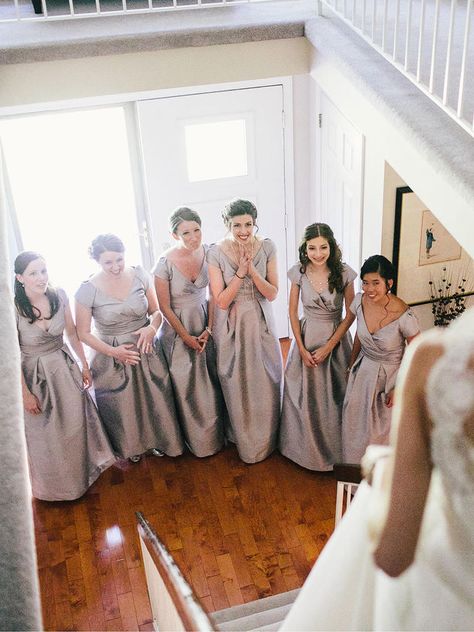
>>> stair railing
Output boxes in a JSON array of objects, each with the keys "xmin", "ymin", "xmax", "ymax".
[
  {"xmin": 317, "ymin": 0, "xmax": 474, "ymax": 136},
  {"xmin": 136, "ymin": 511, "xmax": 215, "ymax": 632}
]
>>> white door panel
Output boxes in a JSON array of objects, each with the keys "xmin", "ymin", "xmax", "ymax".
[
  {"xmin": 137, "ymin": 86, "xmax": 289, "ymax": 337},
  {"xmin": 320, "ymin": 93, "xmax": 364, "ymax": 274}
]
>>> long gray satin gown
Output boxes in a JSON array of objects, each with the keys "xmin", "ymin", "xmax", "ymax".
[
  {"xmin": 152, "ymin": 249, "xmax": 225, "ymax": 457},
  {"xmin": 17, "ymin": 289, "xmax": 115, "ymax": 501},
  {"xmin": 342, "ymin": 292, "xmax": 420, "ymax": 463},
  {"xmin": 207, "ymin": 239, "xmax": 283, "ymax": 464},
  {"xmin": 75, "ymin": 266, "xmax": 184, "ymax": 460},
  {"xmin": 279, "ymin": 263, "xmax": 357, "ymax": 471}
]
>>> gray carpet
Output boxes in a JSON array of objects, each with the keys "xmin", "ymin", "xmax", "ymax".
[{"xmin": 0, "ymin": 150, "xmax": 43, "ymax": 630}]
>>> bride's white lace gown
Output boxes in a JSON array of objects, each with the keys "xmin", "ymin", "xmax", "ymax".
[{"xmin": 281, "ymin": 308, "xmax": 474, "ymax": 631}]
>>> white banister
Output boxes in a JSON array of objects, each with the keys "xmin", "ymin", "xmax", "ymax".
[{"xmin": 318, "ymin": 0, "xmax": 473, "ymax": 136}]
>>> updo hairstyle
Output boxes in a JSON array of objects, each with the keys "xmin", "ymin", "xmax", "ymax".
[
  {"xmin": 222, "ymin": 199, "xmax": 258, "ymax": 229},
  {"xmin": 88, "ymin": 234, "xmax": 125, "ymax": 261},
  {"xmin": 169, "ymin": 207, "xmax": 202, "ymax": 235},
  {"xmin": 298, "ymin": 223, "xmax": 344, "ymax": 294},
  {"xmin": 360, "ymin": 255, "xmax": 395, "ymax": 291},
  {"xmin": 14, "ymin": 250, "xmax": 59, "ymax": 323}
]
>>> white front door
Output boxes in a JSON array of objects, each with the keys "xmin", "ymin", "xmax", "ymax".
[
  {"xmin": 319, "ymin": 92, "xmax": 364, "ymax": 274},
  {"xmin": 136, "ymin": 85, "xmax": 289, "ymax": 337}
]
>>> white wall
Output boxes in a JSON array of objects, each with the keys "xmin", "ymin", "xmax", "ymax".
[{"xmin": 309, "ymin": 46, "xmax": 474, "ymax": 265}]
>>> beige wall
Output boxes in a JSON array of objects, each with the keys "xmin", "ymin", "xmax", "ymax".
[
  {"xmin": 381, "ymin": 163, "xmax": 473, "ymax": 331},
  {"xmin": 0, "ymin": 38, "xmax": 310, "ymax": 108}
]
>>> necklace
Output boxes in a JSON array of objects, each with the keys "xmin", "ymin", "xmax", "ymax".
[
  {"xmin": 306, "ymin": 267, "xmax": 329, "ymax": 293},
  {"xmin": 230, "ymin": 237, "xmax": 257, "ymax": 265}
]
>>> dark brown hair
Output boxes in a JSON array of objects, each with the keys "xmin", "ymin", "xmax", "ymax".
[
  {"xmin": 14, "ymin": 251, "xmax": 59, "ymax": 323},
  {"xmin": 298, "ymin": 223, "xmax": 344, "ymax": 294}
]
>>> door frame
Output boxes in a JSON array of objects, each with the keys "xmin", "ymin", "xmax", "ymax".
[{"xmin": 0, "ymin": 77, "xmax": 296, "ymax": 328}]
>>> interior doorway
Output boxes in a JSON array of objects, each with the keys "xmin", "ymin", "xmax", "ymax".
[{"xmin": 136, "ymin": 85, "xmax": 290, "ymax": 337}]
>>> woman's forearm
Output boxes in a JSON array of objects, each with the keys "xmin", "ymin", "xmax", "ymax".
[
  {"xmin": 250, "ymin": 270, "xmax": 278, "ymax": 301},
  {"xmin": 78, "ymin": 330, "xmax": 116, "ymax": 358},
  {"xmin": 160, "ymin": 304, "xmax": 190, "ymax": 340},
  {"xmin": 214, "ymin": 274, "xmax": 244, "ymax": 310},
  {"xmin": 326, "ymin": 312, "xmax": 356, "ymax": 352},
  {"xmin": 65, "ymin": 330, "xmax": 90, "ymax": 367},
  {"xmin": 348, "ymin": 333, "xmax": 361, "ymax": 368}
]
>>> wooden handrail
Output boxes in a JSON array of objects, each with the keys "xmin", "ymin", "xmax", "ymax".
[
  {"xmin": 333, "ymin": 463, "xmax": 362, "ymax": 485},
  {"xmin": 136, "ymin": 511, "xmax": 215, "ymax": 632}
]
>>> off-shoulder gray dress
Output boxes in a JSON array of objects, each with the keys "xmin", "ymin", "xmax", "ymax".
[
  {"xmin": 152, "ymin": 250, "xmax": 225, "ymax": 457},
  {"xmin": 342, "ymin": 292, "xmax": 420, "ymax": 463},
  {"xmin": 279, "ymin": 263, "xmax": 357, "ymax": 471},
  {"xmin": 207, "ymin": 239, "xmax": 283, "ymax": 464},
  {"xmin": 17, "ymin": 289, "xmax": 115, "ymax": 501},
  {"xmin": 75, "ymin": 266, "xmax": 183, "ymax": 460}
]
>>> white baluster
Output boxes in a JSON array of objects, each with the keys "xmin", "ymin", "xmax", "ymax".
[
  {"xmin": 429, "ymin": 0, "xmax": 441, "ymax": 93},
  {"xmin": 405, "ymin": 0, "xmax": 413, "ymax": 71},
  {"xmin": 457, "ymin": 0, "xmax": 472, "ymax": 117},
  {"xmin": 417, "ymin": 0, "xmax": 426, "ymax": 81}
]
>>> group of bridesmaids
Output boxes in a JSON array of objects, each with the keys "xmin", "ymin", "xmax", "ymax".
[{"xmin": 14, "ymin": 198, "xmax": 419, "ymax": 502}]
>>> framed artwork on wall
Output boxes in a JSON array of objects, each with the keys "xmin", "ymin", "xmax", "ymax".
[{"xmin": 392, "ymin": 186, "xmax": 471, "ymax": 307}]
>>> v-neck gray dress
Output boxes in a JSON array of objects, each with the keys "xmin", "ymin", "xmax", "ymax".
[
  {"xmin": 75, "ymin": 266, "xmax": 184, "ymax": 460},
  {"xmin": 279, "ymin": 263, "xmax": 357, "ymax": 471},
  {"xmin": 342, "ymin": 292, "xmax": 420, "ymax": 463},
  {"xmin": 207, "ymin": 239, "xmax": 283, "ymax": 464},
  {"xmin": 16, "ymin": 289, "xmax": 115, "ymax": 501},
  {"xmin": 152, "ymin": 248, "xmax": 225, "ymax": 457}
]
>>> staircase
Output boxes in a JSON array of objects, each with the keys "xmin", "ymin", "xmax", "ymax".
[{"xmin": 211, "ymin": 589, "xmax": 300, "ymax": 632}]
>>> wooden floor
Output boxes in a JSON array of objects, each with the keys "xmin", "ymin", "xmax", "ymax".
[
  {"xmin": 33, "ymin": 449, "xmax": 337, "ymax": 631},
  {"xmin": 33, "ymin": 339, "xmax": 337, "ymax": 631}
]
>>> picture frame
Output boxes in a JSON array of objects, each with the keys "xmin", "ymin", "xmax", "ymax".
[{"xmin": 392, "ymin": 187, "xmax": 466, "ymax": 305}]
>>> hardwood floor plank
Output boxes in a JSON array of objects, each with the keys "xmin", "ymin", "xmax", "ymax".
[
  {"xmin": 117, "ymin": 591, "xmax": 139, "ymax": 631},
  {"xmin": 105, "ymin": 616, "xmax": 123, "ymax": 631},
  {"xmin": 35, "ymin": 436, "xmax": 337, "ymax": 629},
  {"xmin": 54, "ymin": 599, "xmax": 74, "ymax": 631},
  {"xmin": 207, "ymin": 574, "xmax": 231, "ymax": 611},
  {"xmin": 128, "ymin": 566, "xmax": 153, "ymax": 626}
]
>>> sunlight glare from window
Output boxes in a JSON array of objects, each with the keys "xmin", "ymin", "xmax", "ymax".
[
  {"xmin": 184, "ymin": 118, "xmax": 248, "ymax": 182},
  {"xmin": 0, "ymin": 107, "xmax": 142, "ymax": 300}
]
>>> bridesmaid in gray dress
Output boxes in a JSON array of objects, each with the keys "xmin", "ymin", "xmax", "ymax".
[
  {"xmin": 14, "ymin": 251, "xmax": 115, "ymax": 501},
  {"xmin": 153, "ymin": 207, "xmax": 225, "ymax": 457},
  {"xmin": 75, "ymin": 234, "xmax": 183, "ymax": 462},
  {"xmin": 279, "ymin": 224, "xmax": 357, "ymax": 471},
  {"xmin": 207, "ymin": 199, "xmax": 283, "ymax": 464},
  {"xmin": 342, "ymin": 255, "xmax": 420, "ymax": 463}
]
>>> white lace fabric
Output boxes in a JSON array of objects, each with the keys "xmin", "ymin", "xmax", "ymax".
[{"xmin": 427, "ymin": 308, "xmax": 474, "ymax": 499}]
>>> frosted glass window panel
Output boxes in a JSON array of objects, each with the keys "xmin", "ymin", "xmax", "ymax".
[{"xmin": 184, "ymin": 119, "xmax": 248, "ymax": 182}]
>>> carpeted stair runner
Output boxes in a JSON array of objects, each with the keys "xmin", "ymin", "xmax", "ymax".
[{"xmin": 210, "ymin": 588, "xmax": 300, "ymax": 631}]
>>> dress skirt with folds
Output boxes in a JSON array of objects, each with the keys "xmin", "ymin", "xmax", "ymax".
[
  {"xmin": 342, "ymin": 293, "xmax": 420, "ymax": 463},
  {"xmin": 207, "ymin": 239, "xmax": 283, "ymax": 464},
  {"xmin": 17, "ymin": 290, "xmax": 115, "ymax": 501},
  {"xmin": 153, "ymin": 251, "xmax": 225, "ymax": 458},
  {"xmin": 279, "ymin": 263, "xmax": 356, "ymax": 471}
]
